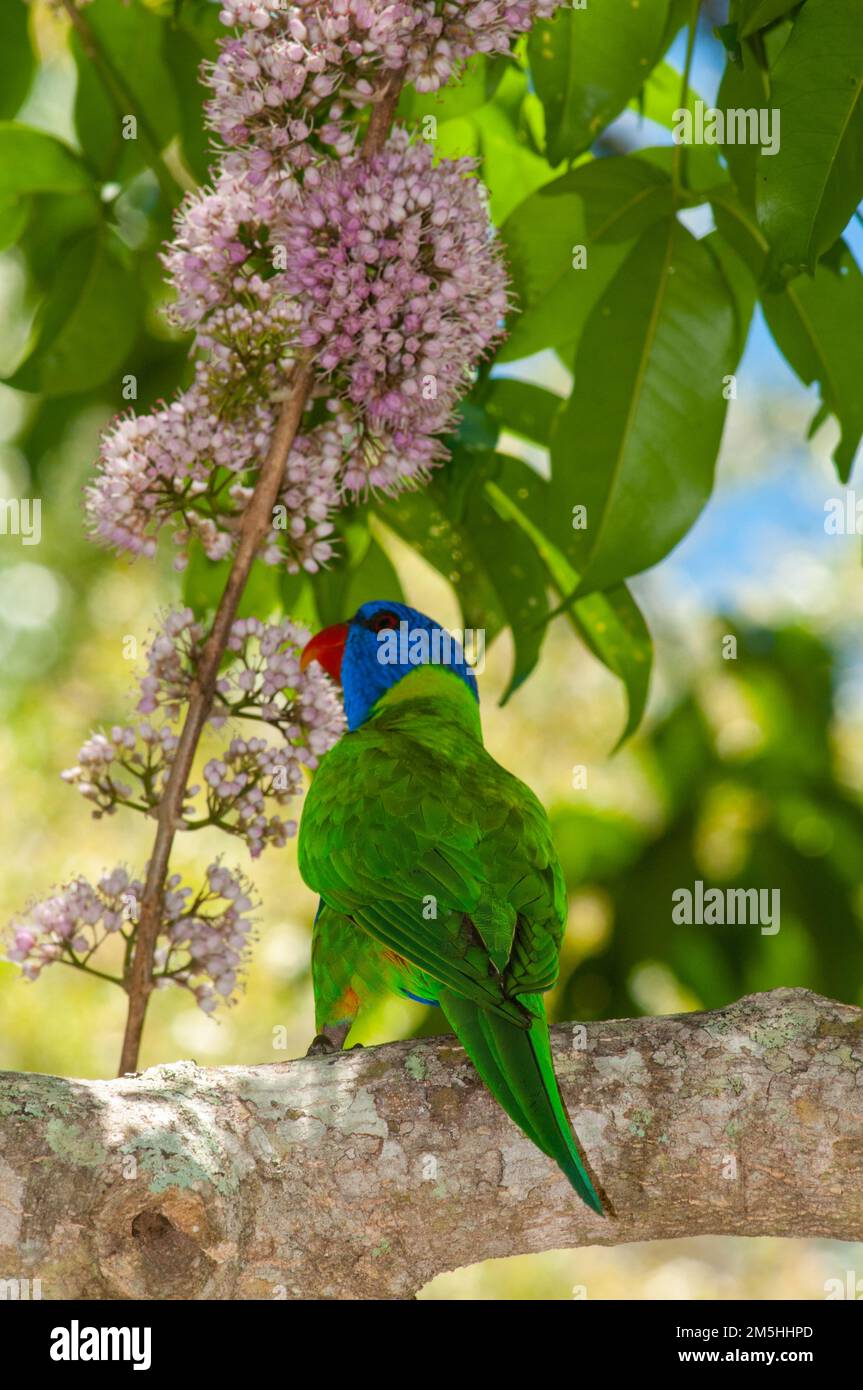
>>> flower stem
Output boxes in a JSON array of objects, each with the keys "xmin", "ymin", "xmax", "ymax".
[{"xmin": 115, "ymin": 78, "xmax": 404, "ymax": 1079}]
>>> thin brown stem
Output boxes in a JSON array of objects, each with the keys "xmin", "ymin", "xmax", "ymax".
[
  {"xmin": 363, "ymin": 69, "xmax": 406, "ymax": 154},
  {"xmin": 117, "ymin": 364, "xmax": 313, "ymax": 1074},
  {"xmin": 116, "ymin": 79, "xmax": 404, "ymax": 1077}
]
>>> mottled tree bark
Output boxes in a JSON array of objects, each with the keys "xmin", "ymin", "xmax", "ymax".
[{"xmin": 1, "ymin": 988, "xmax": 861, "ymax": 1300}]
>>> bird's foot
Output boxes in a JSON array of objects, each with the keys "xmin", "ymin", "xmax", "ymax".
[{"xmin": 305, "ymin": 1021, "xmax": 352, "ymax": 1056}]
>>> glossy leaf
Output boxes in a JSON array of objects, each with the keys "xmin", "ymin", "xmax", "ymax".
[
  {"xmin": 8, "ymin": 235, "xmax": 140, "ymax": 396},
  {"xmin": 529, "ymin": 0, "xmax": 672, "ymax": 163},
  {"xmin": 713, "ymin": 190, "xmax": 863, "ymax": 480},
  {"xmin": 375, "ymin": 490, "xmax": 505, "ymax": 645},
  {"xmin": 716, "ymin": 39, "xmax": 771, "ymax": 208},
  {"xmin": 472, "ymin": 100, "xmax": 559, "ymax": 225},
  {"xmin": 184, "ymin": 542, "xmax": 282, "ymax": 622},
  {"xmin": 755, "ymin": 0, "xmax": 863, "ymax": 276},
  {"xmin": 0, "ymin": 124, "xmax": 92, "ymax": 199},
  {"xmin": 485, "ymin": 467, "xmax": 652, "ymax": 743},
  {"xmin": 398, "ymin": 55, "xmax": 505, "ymax": 125},
  {"xmin": 311, "ymin": 525, "xmax": 405, "ymax": 627},
  {"xmin": 0, "ymin": 196, "xmax": 29, "ymax": 252},
  {"xmin": 703, "ymin": 231, "xmax": 758, "ymax": 360},
  {"xmin": 71, "ymin": 0, "xmax": 180, "ymax": 182},
  {"xmin": 762, "ymin": 243, "xmax": 863, "ymax": 482},
  {"xmin": 552, "ymin": 216, "xmax": 737, "ymax": 595},
  {"xmin": 464, "ymin": 484, "xmax": 549, "ymax": 702},
  {"xmin": 629, "ymin": 58, "xmax": 702, "ymax": 132},
  {"xmin": 0, "ymin": 3, "xmax": 34, "ymax": 119},
  {"xmin": 499, "ymin": 154, "xmax": 673, "ymax": 362},
  {"xmin": 485, "ymin": 379, "xmax": 564, "ymax": 445},
  {"xmin": 738, "ymin": 0, "xmax": 802, "ymax": 38},
  {"xmin": 164, "ymin": 28, "xmax": 212, "ymax": 184}
]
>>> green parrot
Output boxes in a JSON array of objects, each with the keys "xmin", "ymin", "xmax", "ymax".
[{"xmin": 297, "ymin": 599, "xmax": 605, "ymax": 1215}]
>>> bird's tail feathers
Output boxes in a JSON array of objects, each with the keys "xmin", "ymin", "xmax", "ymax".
[{"xmin": 440, "ymin": 989, "xmax": 606, "ymax": 1216}]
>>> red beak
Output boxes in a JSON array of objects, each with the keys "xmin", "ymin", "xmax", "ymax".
[{"xmin": 300, "ymin": 622, "xmax": 349, "ymax": 683}]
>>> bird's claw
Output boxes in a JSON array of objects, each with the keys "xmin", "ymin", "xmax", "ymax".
[{"xmin": 306, "ymin": 1033, "xmax": 337, "ymax": 1057}]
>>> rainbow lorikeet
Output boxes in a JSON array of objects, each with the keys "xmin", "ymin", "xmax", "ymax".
[{"xmin": 297, "ymin": 599, "xmax": 605, "ymax": 1215}]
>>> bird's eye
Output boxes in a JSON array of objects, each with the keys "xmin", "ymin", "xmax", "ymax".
[{"xmin": 368, "ymin": 610, "xmax": 400, "ymax": 633}]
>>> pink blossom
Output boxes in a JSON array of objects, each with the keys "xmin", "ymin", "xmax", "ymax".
[
  {"xmin": 5, "ymin": 865, "xmax": 258, "ymax": 1011},
  {"xmin": 207, "ymin": 0, "xmax": 558, "ymax": 151},
  {"xmin": 272, "ymin": 130, "xmax": 509, "ymax": 441},
  {"xmin": 60, "ymin": 611, "xmax": 345, "ymax": 855}
]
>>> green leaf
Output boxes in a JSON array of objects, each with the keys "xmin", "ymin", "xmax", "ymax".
[
  {"xmin": 567, "ymin": 580, "xmax": 653, "ymax": 747},
  {"xmin": 16, "ymin": 191, "xmax": 103, "ymax": 290},
  {"xmin": 184, "ymin": 544, "xmax": 281, "ymax": 622},
  {"xmin": 629, "ymin": 59, "xmax": 701, "ymax": 131},
  {"xmin": 433, "ymin": 116, "xmax": 481, "ymax": 161},
  {"xmin": 529, "ymin": 0, "xmax": 672, "ymax": 163},
  {"xmin": 738, "ymin": 0, "xmax": 802, "ymax": 38},
  {"xmin": 762, "ymin": 242, "xmax": 863, "ymax": 481},
  {"xmin": 172, "ymin": 0, "xmax": 225, "ymax": 54},
  {"xmin": 375, "ymin": 488, "xmax": 506, "ymax": 645},
  {"xmin": 311, "ymin": 524, "xmax": 405, "ymax": 627},
  {"xmin": 715, "ymin": 39, "xmax": 771, "ymax": 208},
  {"xmin": 465, "ymin": 482, "xmax": 549, "ymax": 702},
  {"xmin": 755, "ymin": 0, "xmax": 863, "ymax": 276},
  {"xmin": 0, "ymin": 3, "xmax": 34, "ymax": 119},
  {"xmin": 0, "ymin": 124, "xmax": 92, "ymax": 198},
  {"xmin": 398, "ymin": 54, "xmax": 505, "ymax": 125},
  {"xmin": 485, "ymin": 379, "xmax": 564, "ymax": 445},
  {"xmin": 164, "ymin": 28, "xmax": 211, "ymax": 183},
  {"xmin": 703, "ymin": 230, "xmax": 757, "ymax": 359},
  {"xmin": 499, "ymin": 154, "xmax": 673, "ymax": 362},
  {"xmin": 0, "ymin": 196, "xmax": 29, "ymax": 252},
  {"xmin": 344, "ymin": 535, "xmax": 405, "ymax": 615},
  {"xmin": 552, "ymin": 216, "xmax": 737, "ymax": 595},
  {"xmin": 451, "ymin": 400, "xmax": 499, "ymax": 452},
  {"xmin": 713, "ymin": 191, "xmax": 863, "ymax": 480},
  {"xmin": 485, "ymin": 467, "xmax": 652, "ymax": 743},
  {"xmin": 71, "ymin": 0, "xmax": 181, "ymax": 182},
  {"xmin": 472, "ymin": 101, "xmax": 559, "ymax": 225},
  {"xmin": 661, "ymin": 0, "xmax": 694, "ymax": 47},
  {"xmin": 7, "ymin": 234, "xmax": 140, "ymax": 395}
]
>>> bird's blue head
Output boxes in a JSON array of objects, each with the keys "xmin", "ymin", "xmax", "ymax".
[{"xmin": 300, "ymin": 599, "xmax": 480, "ymax": 731}]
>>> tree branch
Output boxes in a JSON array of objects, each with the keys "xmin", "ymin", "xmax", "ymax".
[{"xmin": 3, "ymin": 989, "xmax": 861, "ymax": 1300}]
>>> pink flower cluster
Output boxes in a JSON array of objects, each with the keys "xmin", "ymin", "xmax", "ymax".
[
  {"xmin": 5, "ymin": 864, "xmax": 256, "ymax": 1012},
  {"xmin": 87, "ymin": 0, "xmax": 523, "ymax": 563},
  {"xmin": 162, "ymin": 160, "xmax": 291, "ymax": 331},
  {"xmin": 274, "ymin": 131, "xmax": 508, "ymax": 449},
  {"xmin": 86, "ymin": 362, "xmax": 339, "ymax": 572},
  {"xmin": 61, "ymin": 611, "xmax": 345, "ymax": 855},
  {"xmin": 207, "ymin": 0, "xmax": 558, "ymax": 155}
]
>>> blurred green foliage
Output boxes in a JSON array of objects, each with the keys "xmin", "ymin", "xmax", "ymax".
[{"xmin": 0, "ymin": 0, "xmax": 862, "ymax": 1300}]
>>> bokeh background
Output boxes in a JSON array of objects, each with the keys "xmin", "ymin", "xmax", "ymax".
[{"xmin": 1, "ymin": 2, "xmax": 861, "ymax": 1299}]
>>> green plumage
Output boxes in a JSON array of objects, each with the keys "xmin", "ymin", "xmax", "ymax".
[{"xmin": 298, "ymin": 665, "xmax": 604, "ymax": 1214}]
